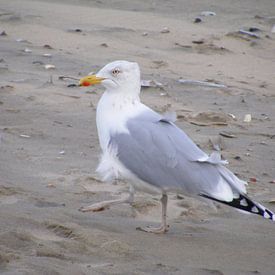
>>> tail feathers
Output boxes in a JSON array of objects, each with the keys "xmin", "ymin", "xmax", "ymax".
[{"xmin": 200, "ymin": 193, "xmax": 275, "ymax": 221}]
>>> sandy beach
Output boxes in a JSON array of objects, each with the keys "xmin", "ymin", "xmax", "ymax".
[{"xmin": 1, "ymin": 0, "xmax": 275, "ymax": 274}]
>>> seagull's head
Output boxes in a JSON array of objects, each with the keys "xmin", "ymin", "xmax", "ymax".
[{"xmin": 79, "ymin": 60, "xmax": 141, "ymax": 94}]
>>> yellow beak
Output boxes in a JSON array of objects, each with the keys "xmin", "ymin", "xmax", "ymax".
[{"xmin": 79, "ymin": 75, "xmax": 105, "ymax": 86}]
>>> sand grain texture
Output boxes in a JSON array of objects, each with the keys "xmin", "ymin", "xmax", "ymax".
[{"xmin": 1, "ymin": 0, "xmax": 275, "ymax": 274}]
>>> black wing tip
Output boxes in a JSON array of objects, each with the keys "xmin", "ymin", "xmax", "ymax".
[{"xmin": 200, "ymin": 193, "xmax": 275, "ymax": 222}]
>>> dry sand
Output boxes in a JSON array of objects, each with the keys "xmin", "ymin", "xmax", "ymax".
[{"xmin": 1, "ymin": 0, "xmax": 275, "ymax": 274}]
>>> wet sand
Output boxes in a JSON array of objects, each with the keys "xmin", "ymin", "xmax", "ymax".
[{"xmin": 1, "ymin": 0, "xmax": 275, "ymax": 274}]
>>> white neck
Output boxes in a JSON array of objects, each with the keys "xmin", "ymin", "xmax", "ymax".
[{"xmin": 103, "ymin": 89, "xmax": 141, "ymax": 106}]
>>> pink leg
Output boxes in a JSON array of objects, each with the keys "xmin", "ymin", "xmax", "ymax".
[{"xmin": 137, "ymin": 193, "xmax": 169, "ymax": 234}]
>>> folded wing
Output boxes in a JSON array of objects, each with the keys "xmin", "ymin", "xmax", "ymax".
[{"xmin": 110, "ymin": 112, "xmax": 247, "ymax": 202}]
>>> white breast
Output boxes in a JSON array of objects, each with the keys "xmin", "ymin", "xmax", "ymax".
[
  {"xmin": 95, "ymin": 92, "xmax": 149, "ymax": 183},
  {"xmin": 96, "ymin": 92, "xmax": 147, "ymax": 151}
]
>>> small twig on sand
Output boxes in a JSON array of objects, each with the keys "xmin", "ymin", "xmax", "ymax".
[
  {"xmin": 59, "ymin": 75, "xmax": 80, "ymax": 81},
  {"xmin": 178, "ymin": 79, "xmax": 227, "ymax": 88}
]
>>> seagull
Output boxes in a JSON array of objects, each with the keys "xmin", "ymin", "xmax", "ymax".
[{"xmin": 79, "ymin": 60, "xmax": 274, "ymax": 233}]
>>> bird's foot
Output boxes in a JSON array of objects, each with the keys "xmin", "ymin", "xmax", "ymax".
[
  {"xmin": 136, "ymin": 224, "xmax": 169, "ymax": 234},
  {"xmin": 79, "ymin": 202, "xmax": 108, "ymax": 212},
  {"xmin": 79, "ymin": 196, "xmax": 133, "ymax": 213}
]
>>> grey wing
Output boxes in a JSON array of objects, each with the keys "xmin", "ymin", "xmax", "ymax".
[{"xmin": 110, "ymin": 114, "xmax": 245, "ymax": 201}]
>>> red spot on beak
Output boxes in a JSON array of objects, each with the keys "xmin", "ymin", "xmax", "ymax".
[{"xmin": 82, "ymin": 81, "xmax": 92, "ymax": 86}]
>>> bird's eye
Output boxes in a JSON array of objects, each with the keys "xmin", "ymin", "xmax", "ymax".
[{"xmin": 112, "ymin": 68, "xmax": 120, "ymax": 76}]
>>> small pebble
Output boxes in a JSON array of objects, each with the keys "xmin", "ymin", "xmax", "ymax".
[
  {"xmin": 44, "ymin": 64, "xmax": 56, "ymax": 70},
  {"xmin": 67, "ymin": 84, "xmax": 77, "ymax": 88},
  {"xmin": 47, "ymin": 183, "xmax": 56, "ymax": 188},
  {"xmin": 0, "ymin": 30, "xmax": 7, "ymax": 36},
  {"xmin": 227, "ymin": 113, "xmax": 236, "ymax": 119},
  {"xmin": 16, "ymin": 38, "xmax": 28, "ymax": 42},
  {"xmin": 249, "ymin": 27, "xmax": 261, "ymax": 32},
  {"xmin": 192, "ymin": 39, "xmax": 204, "ymax": 44},
  {"xmin": 100, "ymin": 43, "xmax": 108, "ymax": 47},
  {"xmin": 19, "ymin": 134, "xmax": 30, "ymax": 138},
  {"xmin": 24, "ymin": 48, "xmax": 32, "ymax": 53},
  {"xmin": 43, "ymin": 44, "xmax": 53, "ymax": 49},
  {"xmin": 239, "ymin": 29, "xmax": 260, "ymax": 39},
  {"xmin": 200, "ymin": 11, "xmax": 216, "ymax": 16},
  {"xmin": 249, "ymin": 177, "xmax": 257, "ymax": 183},
  {"xmin": 194, "ymin": 18, "xmax": 202, "ymax": 23},
  {"xmin": 160, "ymin": 27, "xmax": 170, "ymax": 33},
  {"xmin": 68, "ymin": 28, "xmax": 82, "ymax": 33},
  {"xmin": 260, "ymin": 141, "xmax": 267, "ymax": 145},
  {"xmin": 33, "ymin": 61, "xmax": 44, "ymax": 65},
  {"xmin": 219, "ymin": 131, "xmax": 236, "ymax": 138},
  {"xmin": 243, "ymin": 114, "xmax": 252, "ymax": 122}
]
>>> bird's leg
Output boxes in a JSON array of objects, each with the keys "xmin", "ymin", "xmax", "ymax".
[
  {"xmin": 79, "ymin": 185, "xmax": 134, "ymax": 212},
  {"xmin": 137, "ymin": 193, "xmax": 169, "ymax": 234}
]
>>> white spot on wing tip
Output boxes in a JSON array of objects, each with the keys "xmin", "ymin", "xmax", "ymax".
[
  {"xmin": 240, "ymin": 198, "xmax": 248, "ymax": 207},
  {"xmin": 264, "ymin": 212, "xmax": 270, "ymax": 219},
  {"xmin": 212, "ymin": 179, "xmax": 234, "ymax": 202},
  {"xmin": 251, "ymin": 206, "xmax": 259, "ymax": 213}
]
